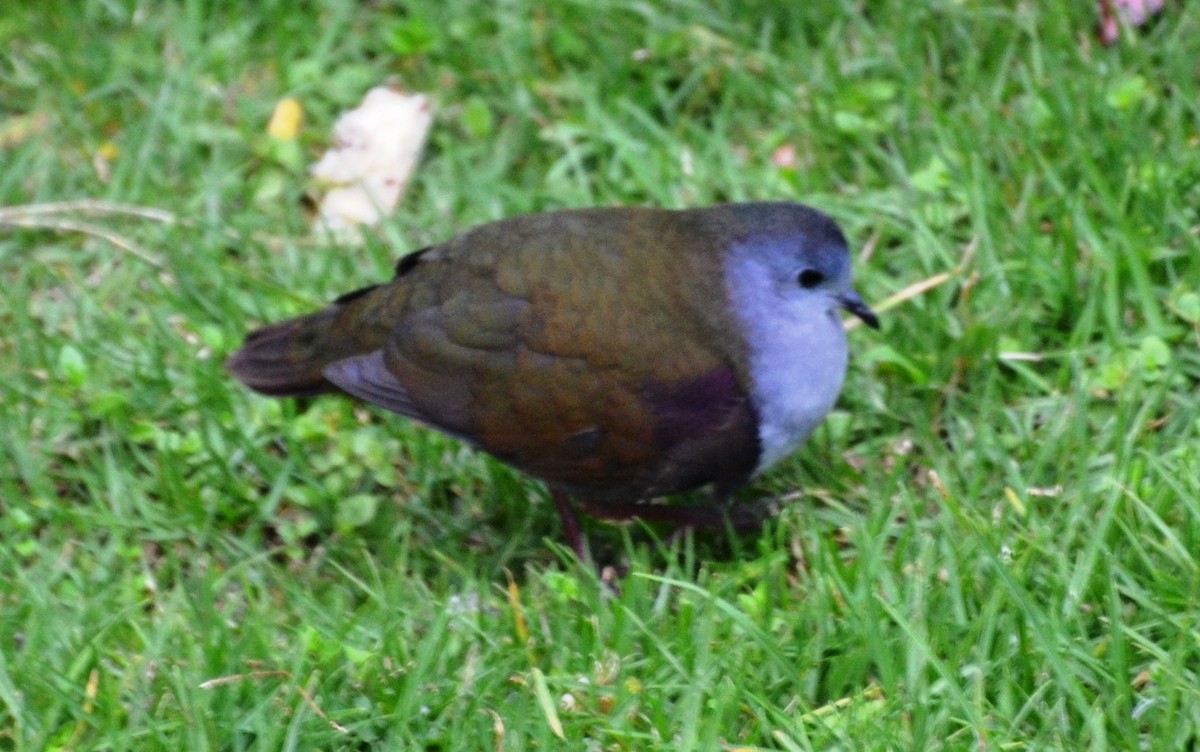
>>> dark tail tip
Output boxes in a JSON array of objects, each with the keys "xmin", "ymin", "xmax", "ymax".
[{"xmin": 225, "ymin": 318, "xmax": 337, "ymax": 397}]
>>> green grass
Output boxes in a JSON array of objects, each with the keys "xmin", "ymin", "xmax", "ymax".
[{"xmin": 3, "ymin": 0, "xmax": 1199, "ymax": 748}]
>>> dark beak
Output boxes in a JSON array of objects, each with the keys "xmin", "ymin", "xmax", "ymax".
[{"xmin": 840, "ymin": 291, "xmax": 880, "ymax": 329}]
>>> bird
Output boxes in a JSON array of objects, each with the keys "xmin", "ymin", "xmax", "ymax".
[{"xmin": 226, "ymin": 202, "xmax": 878, "ymax": 558}]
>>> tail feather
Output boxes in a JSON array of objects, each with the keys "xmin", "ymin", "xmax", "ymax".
[
  {"xmin": 226, "ymin": 310, "xmax": 349, "ymax": 396},
  {"xmin": 226, "ymin": 282, "xmax": 394, "ymax": 398}
]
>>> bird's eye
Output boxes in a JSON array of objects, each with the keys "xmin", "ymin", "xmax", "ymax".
[{"xmin": 797, "ymin": 269, "xmax": 825, "ymax": 289}]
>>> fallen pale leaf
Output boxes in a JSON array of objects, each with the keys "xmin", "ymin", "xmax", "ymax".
[
  {"xmin": 0, "ymin": 111, "xmax": 49, "ymax": 149},
  {"xmin": 771, "ymin": 143, "xmax": 797, "ymax": 169},
  {"xmin": 93, "ymin": 141, "xmax": 119, "ymax": 183},
  {"xmin": 268, "ymin": 97, "xmax": 303, "ymax": 140},
  {"xmin": 310, "ymin": 86, "xmax": 433, "ymax": 243}
]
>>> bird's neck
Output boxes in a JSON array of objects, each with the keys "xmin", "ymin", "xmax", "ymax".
[{"xmin": 723, "ymin": 254, "xmax": 849, "ymax": 473}]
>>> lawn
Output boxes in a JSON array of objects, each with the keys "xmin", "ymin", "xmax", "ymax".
[{"xmin": 2, "ymin": 1, "xmax": 1199, "ymax": 749}]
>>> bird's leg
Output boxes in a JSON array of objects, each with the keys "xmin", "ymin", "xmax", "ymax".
[
  {"xmin": 551, "ymin": 490, "xmax": 625, "ymax": 588},
  {"xmin": 550, "ymin": 488, "xmax": 589, "ymax": 561}
]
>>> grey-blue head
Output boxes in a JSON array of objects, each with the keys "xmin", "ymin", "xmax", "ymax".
[{"xmin": 719, "ymin": 202, "xmax": 878, "ymax": 330}]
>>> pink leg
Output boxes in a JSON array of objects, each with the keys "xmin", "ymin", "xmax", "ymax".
[{"xmin": 551, "ymin": 489, "xmax": 588, "ymax": 561}]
